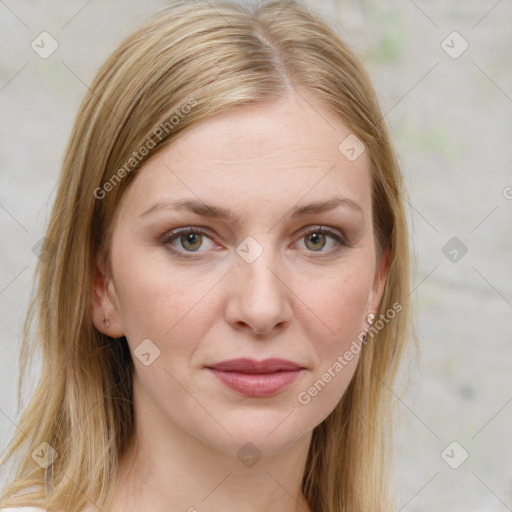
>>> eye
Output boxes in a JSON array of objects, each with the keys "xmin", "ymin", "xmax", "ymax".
[
  {"xmin": 160, "ymin": 225, "xmax": 348, "ymax": 259},
  {"xmin": 162, "ymin": 228, "xmax": 216, "ymax": 257},
  {"xmin": 297, "ymin": 227, "xmax": 347, "ymax": 255}
]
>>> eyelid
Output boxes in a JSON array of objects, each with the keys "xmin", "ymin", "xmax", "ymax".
[{"xmin": 298, "ymin": 225, "xmax": 348, "ymax": 243}]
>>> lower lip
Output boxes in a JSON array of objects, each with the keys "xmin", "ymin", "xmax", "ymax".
[{"xmin": 207, "ymin": 369, "xmax": 302, "ymax": 397}]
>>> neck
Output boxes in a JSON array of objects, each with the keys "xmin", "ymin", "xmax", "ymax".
[{"xmin": 111, "ymin": 433, "xmax": 313, "ymax": 512}]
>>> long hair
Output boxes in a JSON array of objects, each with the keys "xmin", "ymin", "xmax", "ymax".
[{"xmin": 0, "ymin": 1, "xmax": 415, "ymax": 511}]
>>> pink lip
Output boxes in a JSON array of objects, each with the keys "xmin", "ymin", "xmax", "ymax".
[
  {"xmin": 207, "ymin": 358, "xmax": 303, "ymax": 373},
  {"xmin": 206, "ymin": 358, "xmax": 305, "ymax": 398}
]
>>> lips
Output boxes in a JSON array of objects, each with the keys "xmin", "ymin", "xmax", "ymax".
[
  {"xmin": 206, "ymin": 358, "xmax": 304, "ymax": 398},
  {"xmin": 206, "ymin": 358, "xmax": 304, "ymax": 373}
]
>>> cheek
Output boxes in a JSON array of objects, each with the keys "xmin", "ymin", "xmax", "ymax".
[
  {"xmin": 300, "ymin": 260, "xmax": 374, "ymax": 344},
  {"xmin": 110, "ymin": 241, "xmax": 221, "ymax": 360},
  {"xmin": 294, "ymin": 260, "xmax": 374, "ymax": 406}
]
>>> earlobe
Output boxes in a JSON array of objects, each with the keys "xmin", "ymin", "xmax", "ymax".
[{"xmin": 90, "ymin": 254, "xmax": 125, "ymax": 338}]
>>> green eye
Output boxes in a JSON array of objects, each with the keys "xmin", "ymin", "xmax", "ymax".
[
  {"xmin": 162, "ymin": 228, "xmax": 214, "ymax": 258},
  {"xmin": 299, "ymin": 227, "xmax": 347, "ymax": 254},
  {"xmin": 180, "ymin": 232, "xmax": 203, "ymax": 251},
  {"xmin": 162, "ymin": 225, "xmax": 348, "ymax": 259},
  {"xmin": 304, "ymin": 232, "xmax": 327, "ymax": 251}
]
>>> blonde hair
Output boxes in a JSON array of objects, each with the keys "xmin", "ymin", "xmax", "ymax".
[{"xmin": 0, "ymin": 1, "xmax": 415, "ymax": 511}]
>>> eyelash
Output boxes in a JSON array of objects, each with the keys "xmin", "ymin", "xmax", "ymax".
[{"xmin": 160, "ymin": 226, "xmax": 350, "ymax": 259}]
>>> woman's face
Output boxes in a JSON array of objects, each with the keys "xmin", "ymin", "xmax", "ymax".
[{"xmin": 92, "ymin": 92, "xmax": 389, "ymax": 457}]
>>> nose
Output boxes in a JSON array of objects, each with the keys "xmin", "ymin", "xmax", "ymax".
[{"xmin": 224, "ymin": 245, "xmax": 293, "ymax": 337}]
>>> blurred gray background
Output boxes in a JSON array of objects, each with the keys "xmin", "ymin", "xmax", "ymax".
[{"xmin": 1, "ymin": 1, "xmax": 511, "ymax": 510}]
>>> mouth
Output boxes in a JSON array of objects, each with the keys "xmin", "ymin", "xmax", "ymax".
[{"xmin": 205, "ymin": 358, "xmax": 305, "ymax": 398}]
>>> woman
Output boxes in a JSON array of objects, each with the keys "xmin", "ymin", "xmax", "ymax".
[{"xmin": 0, "ymin": 1, "xmax": 414, "ymax": 511}]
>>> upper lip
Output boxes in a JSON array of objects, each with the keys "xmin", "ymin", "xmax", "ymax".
[{"xmin": 206, "ymin": 358, "xmax": 304, "ymax": 374}]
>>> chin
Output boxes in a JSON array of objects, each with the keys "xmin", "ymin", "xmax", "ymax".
[{"xmin": 196, "ymin": 414, "xmax": 314, "ymax": 460}]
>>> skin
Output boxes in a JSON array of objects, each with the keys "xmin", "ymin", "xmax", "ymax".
[{"xmin": 91, "ymin": 90, "xmax": 390, "ymax": 512}]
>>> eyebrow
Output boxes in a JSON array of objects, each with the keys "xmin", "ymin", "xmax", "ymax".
[{"xmin": 139, "ymin": 196, "xmax": 363, "ymax": 223}]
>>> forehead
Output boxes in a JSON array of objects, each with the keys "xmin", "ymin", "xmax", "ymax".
[{"xmin": 117, "ymin": 92, "xmax": 372, "ymax": 222}]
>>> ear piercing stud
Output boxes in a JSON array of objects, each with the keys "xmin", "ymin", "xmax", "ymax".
[
  {"xmin": 367, "ymin": 313, "xmax": 375, "ymax": 325},
  {"xmin": 101, "ymin": 316, "xmax": 110, "ymax": 327}
]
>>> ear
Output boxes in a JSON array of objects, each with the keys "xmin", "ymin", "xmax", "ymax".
[
  {"xmin": 367, "ymin": 244, "xmax": 391, "ymax": 317},
  {"xmin": 91, "ymin": 252, "xmax": 125, "ymax": 338}
]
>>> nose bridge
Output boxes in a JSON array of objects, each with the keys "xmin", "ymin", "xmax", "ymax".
[
  {"xmin": 228, "ymin": 234, "xmax": 292, "ymax": 335},
  {"xmin": 243, "ymin": 248, "xmax": 281, "ymax": 297}
]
